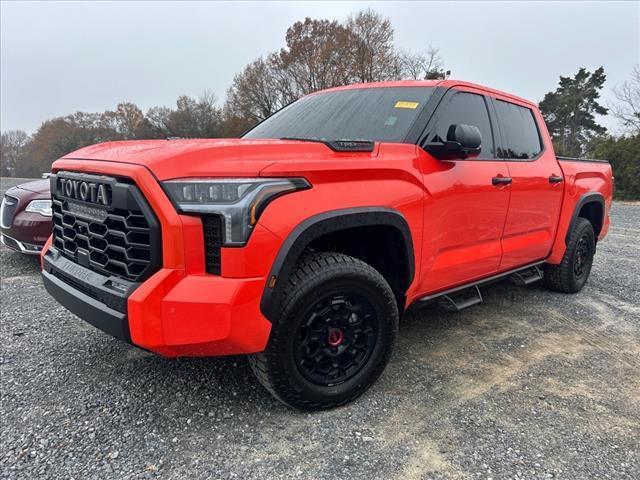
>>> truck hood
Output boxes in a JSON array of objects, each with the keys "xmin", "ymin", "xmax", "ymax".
[{"xmin": 61, "ymin": 138, "xmax": 376, "ymax": 181}]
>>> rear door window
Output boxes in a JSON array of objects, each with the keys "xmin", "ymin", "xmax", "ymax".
[
  {"xmin": 427, "ymin": 92, "xmax": 495, "ymax": 159},
  {"xmin": 494, "ymin": 100, "xmax": 543, "ymax": 159}
]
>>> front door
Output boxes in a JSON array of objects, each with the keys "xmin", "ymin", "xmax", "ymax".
[{"xmin": 416, "ymin": 88, "xmax": 511, "ymax": 295}]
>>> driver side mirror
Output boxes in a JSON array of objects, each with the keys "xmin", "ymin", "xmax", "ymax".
[{"xmin": 424, "ymin": 124, "xmax": 482, "ymax": 160}]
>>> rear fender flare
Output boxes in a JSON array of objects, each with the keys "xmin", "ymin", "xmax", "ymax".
[{"xmin": 565, "ymin": 192, "xmax": 605, "ymax": 244}]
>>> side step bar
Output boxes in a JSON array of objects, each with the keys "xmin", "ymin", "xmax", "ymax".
[
  {"xmin": 510, "ymin": 264, "xmax": 543, "ymax": 286},
  {"xmin": 417, "ymin": 261, "xmax": 545, "ymax": 312},
  {"xmin": 437, "ymin": 285, "xmax": 483, "ymax": 312}
]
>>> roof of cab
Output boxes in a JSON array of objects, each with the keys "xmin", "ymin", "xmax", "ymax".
[{"xmin": 312, "ymin": 79, "xmax": 537, "ymax": 108}]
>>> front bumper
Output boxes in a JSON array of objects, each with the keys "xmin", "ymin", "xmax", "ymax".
[
  {"xmin": 41, "ymin": 159, "xmax": 280, "ymax": 358},
  {"xmin": 1, "ymin": 233, "xmax": 43, "ymax": 255},
  {"xmin": 126, "ymin": 267, "xmax": 271, "ymax": 357},
  {"xmin": 42, "ymin": 247, "xmax": 271, "ymax": 356},
  {"xmin": 42, "ymin": 268, "xmax": 130, "ymax": 341}
]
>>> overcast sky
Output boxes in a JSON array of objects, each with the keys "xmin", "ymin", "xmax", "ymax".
[{"xmin": 1, "ymin": 1, "xmax": 638, "ymax": 134}]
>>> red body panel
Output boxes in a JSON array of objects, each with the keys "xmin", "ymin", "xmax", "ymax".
[
  {"xmin": 257, "ymin": 143, "xmax": 424, "ymax": 301},
  {"xmin": 414, "ymin": 149, "xmax": 510, "ymax": 295},
  {"xmin": 547, "ymin": 160, "xmax": 613, "ymax": 263},
  {"xmin": 491, "ymin": 93, "xmax": 564, "ymax": 271},
  {"xmin": 42, "ymin": 80, "xmax": 613, "ymax": 357}
]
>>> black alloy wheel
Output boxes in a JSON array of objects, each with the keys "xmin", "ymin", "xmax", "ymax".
[
  {"xmin": 295, "ymin": 293, "xmax": 378, "ymax": 386},
  {"xmin": 573, "ymin": 234, "xmax": 591, "ymax": 280}
]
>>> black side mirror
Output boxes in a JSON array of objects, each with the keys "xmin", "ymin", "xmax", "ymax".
[{"xmin": 424, "ymin": 124, "xmax": 482, "ymax": 160}]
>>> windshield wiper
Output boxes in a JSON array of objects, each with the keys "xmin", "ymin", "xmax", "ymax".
[{"xmin": 280, "ymin": 137, "xmax": 375, "ymax": 152}]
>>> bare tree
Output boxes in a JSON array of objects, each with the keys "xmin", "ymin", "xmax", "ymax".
[
  {"xmin": 223, "ymin": 11, "xmax": 447, "ymax": 135},
  {"xmin": 0, "ymin": 130, "xmax": 29, "ymax": 177},
  {"xmin": 611, "ymin": 64, "xmax": 640, "ymax": 134},
  {"xmin": 225, "ymin": 55, "xmax": 288, "ymax": 124},
  {"xmin": 397, "ymin": 45, "xmax": 448, "ymax": 80},
  {"xmin": 347, "ymin": 9, "xmax": 397, "ymax": 83},
  {"xmin": 278, "ymin": 18, "xmax": 354, "ymax": 94},
  {"xmin": 147, "ymin": 92, "xmax": 222, "ymax": 138},
  {"xmin": 223, "ymin": 18, "xmax": 356, "ymax": 131},
  {"xmin": 146, "ymin": 106, "xmax": 173, "ymax": 135},
  {"xmin": 101, "ymin": 102, "xmax": 146, "ymax": 139}
]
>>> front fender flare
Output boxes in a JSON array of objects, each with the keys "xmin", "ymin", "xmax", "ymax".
[{"xmin": 259, "ymin": 207, "xmax": 415, "ymax": 321}]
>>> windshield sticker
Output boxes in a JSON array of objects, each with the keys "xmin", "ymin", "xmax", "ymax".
[
  {"xmin": 384, "ymin": 117, "xmax": 398, "ymax": 126},
  {"xmin": 394, "ymin": 101, "xmax": 419, "ymax": 109}
]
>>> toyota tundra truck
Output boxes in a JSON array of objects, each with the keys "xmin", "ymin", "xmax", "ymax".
[{"xmin": 41, "ymin": 80, "xmax": 613, "ymax": 410}]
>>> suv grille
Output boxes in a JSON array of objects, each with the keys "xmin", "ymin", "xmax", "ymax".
[{"xmin": 51, "ymin": 173, "xmax": 161, "ymax": 282}]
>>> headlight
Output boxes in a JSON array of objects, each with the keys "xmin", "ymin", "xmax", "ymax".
[
  {"xmin": 162, "ymin": 178, "xmax": 310, "ymax": 246},
  {"xmin": 25, "ymin": 199, "xmax": 52, "ymax": 217}
]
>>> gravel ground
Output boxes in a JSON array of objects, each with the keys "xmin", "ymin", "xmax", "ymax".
[{"xmin": 1, "ymin": 177, "xmax": 639, "ymax": 479}]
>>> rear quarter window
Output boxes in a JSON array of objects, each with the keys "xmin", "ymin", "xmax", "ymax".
[{"xmin": 494, "ymin": 100, "xmax": 543, "ymax": 160}]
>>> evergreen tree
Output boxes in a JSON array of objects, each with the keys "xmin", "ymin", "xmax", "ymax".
[
  {"xmin": 539, "ymin": 67, "xmax": 608, "ymax": 157},
  {"xmin": 593, "ymin": 134, "xmax": 640, "ymax": 200}
]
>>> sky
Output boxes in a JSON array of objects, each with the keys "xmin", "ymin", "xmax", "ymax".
[{"xmin": 1, "ymin": 1, "xmax": 638, "ymax": 134}]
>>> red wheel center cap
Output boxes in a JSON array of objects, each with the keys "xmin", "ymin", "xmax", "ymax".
[{"xmin": 327, "ymin": 328, "xmax": 344, "ymax": 347}]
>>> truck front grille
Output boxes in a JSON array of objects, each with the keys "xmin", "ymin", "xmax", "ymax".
[{"xmin": 51, "ymin": 173, "xmax": 161, "ymax": 282}]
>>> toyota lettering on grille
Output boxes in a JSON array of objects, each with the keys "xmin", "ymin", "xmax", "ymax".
[{"xmin": 58, "ymin": 177, "xmax": 111, "ymax": 206}]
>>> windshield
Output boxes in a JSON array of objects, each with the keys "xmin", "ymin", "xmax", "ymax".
[{"xmin": 243, "ymin": 87, "xmax": 435, "ymax": 143}]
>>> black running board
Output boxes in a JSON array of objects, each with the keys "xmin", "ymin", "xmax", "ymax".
[
  {"xmin": 437, "ymin": 285, "xmax": 483, "ymax": 312},
  {"xmin": 509, "ymin": 264, "xmax": 543, "ymax": 286},
  {"xmin": 417, "ymin": 261, "xmax": 546, "ymax": 311}
]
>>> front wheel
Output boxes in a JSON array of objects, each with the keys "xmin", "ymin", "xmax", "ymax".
[
  {"xmin": 544, "ymin": 217, "xmax": 595, "ymax": 293},
  {"xmin": 249, "ymin": 252, "xmax": 399, "ymax": 411}
]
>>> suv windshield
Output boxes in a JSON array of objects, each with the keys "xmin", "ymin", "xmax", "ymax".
[{"xmin": 243, "ymin": 87, "xmax": 435, "ymax": 143}]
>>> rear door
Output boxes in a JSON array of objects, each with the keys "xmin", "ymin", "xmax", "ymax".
[
  {"xmin": 489, "ymin": 98, "xmax": 564, "ymax": 269},
  {"xmin": 415, "ymin": 87, "xmax": 511, "ymax": 294}
]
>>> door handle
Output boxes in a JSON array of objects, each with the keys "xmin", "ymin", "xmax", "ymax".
[
  {"xmin": 549, "ymin": 175, "xmax": 563, "ymax": 184},
  {"xmin": 492, "ymin": 176, "xmax": 512, "ymax": 186}
]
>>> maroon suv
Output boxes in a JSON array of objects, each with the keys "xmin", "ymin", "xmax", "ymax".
[{"xmin": 1, "ymin": 179, "xmax": 52, "ymax": 254}]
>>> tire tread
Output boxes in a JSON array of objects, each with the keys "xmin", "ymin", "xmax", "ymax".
[{"xmin": 544, "ymin": 217, "xmax": 595, "ymax": 293}]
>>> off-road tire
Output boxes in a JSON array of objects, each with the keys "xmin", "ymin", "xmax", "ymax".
[
  {"xmin": 544, "ymin": 217, "xmax": 595, "ymax": 293},
  {"xmin": 249, "ymin": 252, "xmax": 399, "ymax": 411}
]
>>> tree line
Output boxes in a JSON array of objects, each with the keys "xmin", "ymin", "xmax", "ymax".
[
  {"xmin": 538, "ymin": 65, "xmax": 639, "ymax": 199},
  {"xmin": 1, "ymin": 9, "xmax": 638, "ymax": 199}
]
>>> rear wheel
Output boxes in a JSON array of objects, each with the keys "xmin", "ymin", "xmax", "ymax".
[
  {"xmin": 544, "ymin": 217, "xmax": 595, "ymax": 293},
  {"xmin": 249, "ymin": 252, "xmax": 398, "ymax": 411}
]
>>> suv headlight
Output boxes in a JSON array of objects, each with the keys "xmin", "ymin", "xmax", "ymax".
[
  {"xmin": 162, "ymin": 177, "xmax": 310, "ymax": 246},
  {"xmin": 25, "ymin": 199, "xmax": 53, "ymax": 217}
]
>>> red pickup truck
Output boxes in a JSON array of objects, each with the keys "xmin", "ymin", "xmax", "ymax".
[{"xmin": 41, "ymin": 80, "xmax": 613, "ymax": 410}]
